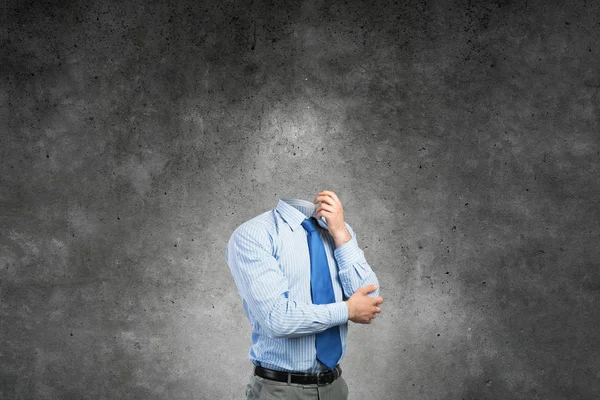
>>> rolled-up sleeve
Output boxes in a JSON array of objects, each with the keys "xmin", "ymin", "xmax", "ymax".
[{"xmin": 334, "ymin": 222, "xmax": 380, "ymax": 299}]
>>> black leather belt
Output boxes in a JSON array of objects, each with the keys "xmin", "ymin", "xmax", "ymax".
[{"xmin": 254, "ymin": 364, "xmax": 342, "ymax": 386}]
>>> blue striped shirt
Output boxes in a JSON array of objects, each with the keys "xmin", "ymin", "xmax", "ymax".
[{"xmin": 225, "ymin": 198, "xmax": 380, "ymax": 373}]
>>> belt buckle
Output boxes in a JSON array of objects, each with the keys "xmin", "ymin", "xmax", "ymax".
[{"xmin": 315, "ymin": 371, "xmax": 329, "ymax": 387}]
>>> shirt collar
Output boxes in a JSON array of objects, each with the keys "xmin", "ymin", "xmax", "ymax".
[{"xmin": 276, "ymin": 198, "xmax": 329, "ymax": 232}]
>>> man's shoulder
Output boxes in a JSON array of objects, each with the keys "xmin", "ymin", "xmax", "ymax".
[{"xmin": 231, "ymin": 209, "xmax": 278, "ymax": 240}]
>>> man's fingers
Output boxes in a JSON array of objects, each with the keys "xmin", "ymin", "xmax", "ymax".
[
  {"xmin": 318, "ymin": 190, "xmax": 340, "ymax": 205},
  {"xmin": 369, "ymin": 297, "xmax": 383, "ymax": 309},
  {"xmin": 359, "ymin": 284, "xmax": 378, "ymax": 294},
  {"xmin": 314, "ymin": 195, "xmax": 335, "ymax": 208}
]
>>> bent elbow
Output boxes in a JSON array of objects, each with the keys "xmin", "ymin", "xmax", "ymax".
[
  {"xmin": 265, "ymin": 310, "xmax": 286, "ymax": 339},
  {"xmin": 264, "ymin": 321, "xmax": 291, "ymax": 339},
  {"xmin": 267, "ymin": 325, "xmax": 288, "ymax": 339},
  {"xmin": 264, "ymin": 305, "xmax": 290, "ymax": 339}
]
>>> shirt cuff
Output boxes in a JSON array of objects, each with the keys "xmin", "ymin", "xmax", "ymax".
[
  {"xmin": 333, "ymin": 234, "xmax": 363, "ymax": 268},
  {"xmin": 326, "ymin": 301, "xmax": 349, "ymax": 326}
]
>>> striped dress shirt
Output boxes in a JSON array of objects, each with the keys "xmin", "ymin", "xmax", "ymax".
[{"xmin": 225, "ymin": 198, "xmax": 380, "ymax": 373}]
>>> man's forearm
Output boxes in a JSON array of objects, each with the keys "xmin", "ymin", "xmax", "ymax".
[
  {"xmin": 331, "ymin": 228, "xmax": 352, "ymax": 249},
  {"xmin": 333, "ymin": 223, "xmax": 381, "ymax": 299},
  {"xmin": 264, "ymin": 299, "xmax": 348, "ymax": 339}
]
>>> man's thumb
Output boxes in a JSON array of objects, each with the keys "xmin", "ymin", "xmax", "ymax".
[{"xmin": 360, "ymin": 284, "xmax": 378, "ymax": 294}]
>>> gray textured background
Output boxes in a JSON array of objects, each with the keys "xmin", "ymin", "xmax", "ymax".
[{"xmin": 1, "ymin": 0, "xmax": 599, "ymax": 399}]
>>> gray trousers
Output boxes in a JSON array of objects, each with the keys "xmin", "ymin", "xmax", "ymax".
[{"xmin": 244, "ymin": 373, "xmax": 350, "ymax": 399}]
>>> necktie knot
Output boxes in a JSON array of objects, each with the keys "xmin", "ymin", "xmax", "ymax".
[{"xmin": 301, "ymin": 217, "xmax": 319, "ymax": 233}]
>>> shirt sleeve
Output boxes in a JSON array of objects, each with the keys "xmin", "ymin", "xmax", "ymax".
[
  {"xmin": 226, "ymin": 221, "xmax": 348, "ymax": 339},
  {"xmin": 334, "ymin": 222, "xmax": 380, "ymax": 300}
]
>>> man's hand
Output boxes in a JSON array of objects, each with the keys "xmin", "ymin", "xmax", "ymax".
[
  {"xmin": 345, "ymin": 284, "xmax": 383, "ymax": 324},
  {"xmin": 313, "ymin": 190, "xmax": 351, "ymax": 247}
]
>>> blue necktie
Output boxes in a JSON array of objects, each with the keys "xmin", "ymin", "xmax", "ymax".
[{"xmin": 300, "ymin": 217, "xmax": 342, "ymax": 371}]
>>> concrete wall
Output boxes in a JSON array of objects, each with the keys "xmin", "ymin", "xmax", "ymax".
[{"xmin": 1, "ymin": 0, "xmax": 599, "ymax": 398}]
